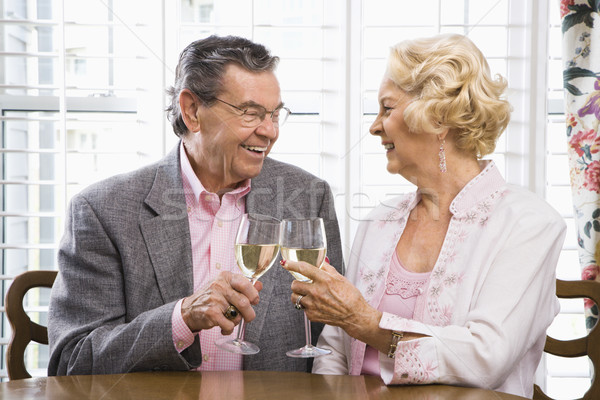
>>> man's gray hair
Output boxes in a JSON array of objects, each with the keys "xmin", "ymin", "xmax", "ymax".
[{"xmin": 166, "ymin": 35, "xmax": 280, "ymax": 138}]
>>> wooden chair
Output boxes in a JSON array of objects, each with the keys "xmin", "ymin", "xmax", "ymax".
[
  {"xmin": 5, "ymin": 270, "xmax": 58, "ymax": 380},
  {"xmin": 533, "ymin": 279, "xmax": 600, "ymax": 400}
]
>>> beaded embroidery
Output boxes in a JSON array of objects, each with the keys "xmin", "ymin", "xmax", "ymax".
[{"xmin": 386, "ymin": 270, "xmax": 429, "ymax": 298}]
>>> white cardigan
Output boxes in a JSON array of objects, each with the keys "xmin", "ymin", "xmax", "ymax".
[{"xmin": 313, "ymin": 161, "xmax": 566, "ymax": 398}]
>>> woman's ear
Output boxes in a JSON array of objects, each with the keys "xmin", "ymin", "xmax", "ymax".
[
  {"xmin": 438, "ymin": 127, "xmax": 450, "ymax": 141},
  {"xmin": 179, "ymin": 89, "xmax": 202, "ymax": 133}
]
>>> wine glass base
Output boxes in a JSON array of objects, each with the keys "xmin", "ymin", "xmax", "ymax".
[
  {"xmin": 215, "ymin": 338, "xmax": 260, "ymax": 355},
  {"xmin": 286, "ymin": 345, "xmax": 331, "ymax": 358}
]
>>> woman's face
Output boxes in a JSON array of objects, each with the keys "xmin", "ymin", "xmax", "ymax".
[{"xmin": 369, "ymin": 77, "xmax": 439, "ymax": 179}]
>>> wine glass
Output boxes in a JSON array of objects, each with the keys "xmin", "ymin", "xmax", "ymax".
[
  {"xmin": 216, "ymin": 213, "xmax": 280, "ymax": 354},
  {"xmin": 280, "ymin": 217, "xmax": 332, "ymax": 358}
]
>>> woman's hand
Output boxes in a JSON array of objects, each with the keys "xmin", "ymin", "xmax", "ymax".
[{"xmin": 281, "ymin": 260, "xmax": 382, "ymax": 340}]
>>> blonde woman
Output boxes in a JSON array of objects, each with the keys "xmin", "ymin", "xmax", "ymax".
[{"xmin": 282, "ymin": 34, "xmax": 565, "ymax": 398}]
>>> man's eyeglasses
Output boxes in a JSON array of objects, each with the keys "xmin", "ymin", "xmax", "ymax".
[{"xmin": 213, "ymin": 98, "xmax": 291, "ymax": 128}]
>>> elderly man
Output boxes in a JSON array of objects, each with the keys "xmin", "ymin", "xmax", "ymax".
[{"xmin": 48, "ymin": 35, "xmax": 343, "ymax": 375}]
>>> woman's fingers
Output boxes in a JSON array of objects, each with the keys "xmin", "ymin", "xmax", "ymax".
[{"xmin": 281, "ymin": 259, "xmax": 321, "ymax": 281}]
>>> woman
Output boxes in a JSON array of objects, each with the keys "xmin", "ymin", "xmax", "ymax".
[{"xmin": 281, "ymin": 34, "xmax": 566, "ymax": 398}]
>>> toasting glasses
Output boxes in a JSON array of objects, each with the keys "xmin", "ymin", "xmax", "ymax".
[
  {"xmin": 216, "ymin": 213, "xmax": 280, "ymax": 354},
  {"xmin": 280, "ymin": 217, "xmax": 332, "ymax": 358}
]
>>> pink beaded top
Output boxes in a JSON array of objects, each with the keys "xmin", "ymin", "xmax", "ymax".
[{"xmin": 361, "ymin": 251, "xmax": 431, "ymax": 376}]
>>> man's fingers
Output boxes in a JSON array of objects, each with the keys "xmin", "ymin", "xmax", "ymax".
[
  {"xmin": 212, "ymin": 272, "xmax": 257, "ymax": 322},
  {"xmin": 216, "ymin": 313, "xmax": 237, "ymax": 335},
  {"xmin": 182, "ymin": 271, "xmax": 261, "ymax": 332},
  {"xmin": 227, "ymin": 272, "xmax": 260, "ymax": 305},
  {"xmin": 223, "ymin": 290, "xmax": 256, "ymax": 322}
]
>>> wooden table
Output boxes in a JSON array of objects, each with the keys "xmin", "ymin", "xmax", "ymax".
[{"xmin": 0, "ymin": 371, "xmax": 528, "ymax": 399}]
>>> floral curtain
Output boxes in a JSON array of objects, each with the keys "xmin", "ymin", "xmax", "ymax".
[{"xmin": 561, "ymin": 0, "xmax": 600, "ymax": 329}]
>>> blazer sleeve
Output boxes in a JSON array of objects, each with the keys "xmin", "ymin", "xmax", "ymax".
[
  {"xmin": 48, "ymin": 194, "xmax": 202, "ymax": 375},
  {"xmin": 378, "ymin": 211, "xmax": 566, "ymax": 389}
]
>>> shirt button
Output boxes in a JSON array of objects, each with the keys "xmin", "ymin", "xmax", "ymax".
[
  {"xmin": 215, "ymin": 263, "xmax": 221, "ymax": 270},
  {"xmin": 176, "ymin": 340, "xmax": 185, "ymax": 350},
  {"xmin": 217, "ymin": 220, "xmax": 223, "ymax": 227},
  {"xmin": 187, "ymin": 207, "xmax": 191, "ymax": 213},
  {"xmin": 203, "ymin": 354, "xmax": 210, "ymax": 361}
]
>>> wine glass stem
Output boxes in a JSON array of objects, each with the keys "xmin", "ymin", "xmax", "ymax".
[
  {"xmin": 303, "ymin": 311, "xmax": 312, "ymax": 348},
  {"xmin": 234, "ymin": 277, "xmax": 256, "ymax": 344},
  {"xmin": 234, "ymin": 320, "xmax": 246, "ymax": 344}
]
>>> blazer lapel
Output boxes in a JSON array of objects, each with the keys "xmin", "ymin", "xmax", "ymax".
[
  {"xmin": 246, "ymin": 163, "xmax": 278, "ymax": 218},
  {"xmin": 140, "ymin": 145, "xmax": 194, "ymax": 303}
]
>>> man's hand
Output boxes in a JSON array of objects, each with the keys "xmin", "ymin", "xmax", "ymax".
[{"xmin": 181, "ymin": 271, "xmax": 262, "ymax": 335}]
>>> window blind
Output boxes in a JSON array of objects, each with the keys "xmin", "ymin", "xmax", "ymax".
[{"xmin": 0, "ymin": 0, "xmax": 165, "ymax": 379}]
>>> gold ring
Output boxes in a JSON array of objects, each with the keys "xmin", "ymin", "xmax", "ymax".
[
  {"xmin": 295, "ymin": 295, "xmax": 305, "ymax": 310},
  {"xmin": 224, "ymin": 305, "xmax": 239, "ymax": 319}
]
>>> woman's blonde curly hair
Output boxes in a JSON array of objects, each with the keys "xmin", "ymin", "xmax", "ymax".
[{"xmin": 387, "ymin": 34, "xmax": 511, "ymax": 158}]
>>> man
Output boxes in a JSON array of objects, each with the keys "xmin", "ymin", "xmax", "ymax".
[{"xmin": 48, "ymin": 35, "xmax": 343, "ymax": 375}]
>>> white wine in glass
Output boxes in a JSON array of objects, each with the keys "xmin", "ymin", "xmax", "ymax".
[
  {"xmin": 280, "ymin": 217, "xmax": 332, "ymax": 358},
  {"xmin": 216, "ymin": 213, "xmax": 280, "ymax": 355},
  {"xmin": 280, "ymin": 247, "xmax": 326, "ymax": 282},
  {"xmin": 236, "ymin": 244, "xmax": 280, "ymax": 281}
]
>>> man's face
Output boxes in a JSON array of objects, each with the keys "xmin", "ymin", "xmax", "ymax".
[{"xmin": 187, "ymin": 63, "xmax": 282, "ymax": 192}]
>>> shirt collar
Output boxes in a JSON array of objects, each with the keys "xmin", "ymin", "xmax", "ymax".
[
  {"xmin": 179, "ymin": 141, "xmax": 251, "ymax": 202},
  {"xmin": 449, "ymin": 160, "xmax": 506, "ymax": 215}
]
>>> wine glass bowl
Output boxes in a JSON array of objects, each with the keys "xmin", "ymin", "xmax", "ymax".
[
  {"xmin": 280, "ymin": 217, "xmax": 332, "ymax": 358},
  {"xmin": 215, "ymin": 213, "xmax": 280, "ymax": 355},
  {"xmin": 280, "ymin": 247, "xmax": 326, "ymax": 282},
  {"xmin": 235, "ymin": 241, "xmax": 280, "ymax": 281}
]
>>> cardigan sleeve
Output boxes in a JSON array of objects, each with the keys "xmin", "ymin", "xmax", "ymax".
[
  {"xmin": 378, "ymin": 210, "xmax": 565, "ymax": 389},
  {"xmin": 311, "ymin": 325, "xmax": 350, "ymax": 374}
]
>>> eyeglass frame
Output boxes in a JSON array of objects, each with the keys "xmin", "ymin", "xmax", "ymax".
[{"xmin": 212, "ymin": 97, "xmax": 291, "ymax": 127}]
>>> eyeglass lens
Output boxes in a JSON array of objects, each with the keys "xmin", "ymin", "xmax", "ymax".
[{"xmin": 241, "ymin": 106, "xmax": 290, "ymax": 127}]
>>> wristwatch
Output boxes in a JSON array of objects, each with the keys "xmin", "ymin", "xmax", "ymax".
[{"xmin": 387, "ymin": 331, "xmax": 404, "ymax": 359}]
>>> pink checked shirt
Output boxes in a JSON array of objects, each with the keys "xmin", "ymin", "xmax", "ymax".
[{"xmin": 171, "ymin": 143, "xmax": 250, "ymax": 371}]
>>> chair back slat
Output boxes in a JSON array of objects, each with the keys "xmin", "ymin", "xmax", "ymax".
[{"xmin": 533, "ymin": 279, "xmax": 600, "ymax": 400}]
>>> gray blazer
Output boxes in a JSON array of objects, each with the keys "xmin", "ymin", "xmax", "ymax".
[{"xmin": 48, "ymin": 144, "xmax": 344, "ymax": 375}]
